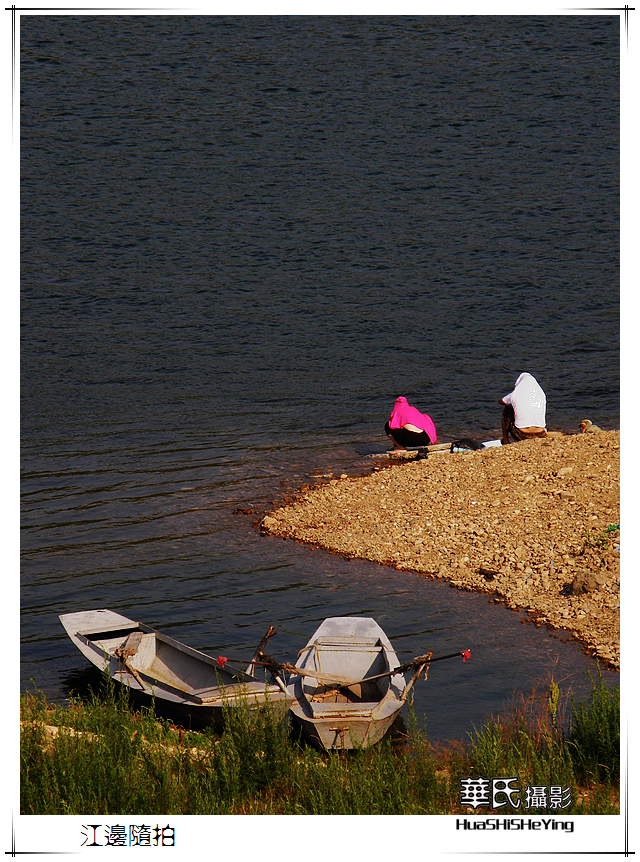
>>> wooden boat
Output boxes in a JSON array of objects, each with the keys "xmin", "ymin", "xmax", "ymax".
[
  {"xmin": 59, "ymin": 609, "xmax": 291, "ymax": 726},
  {"xmin": 287, "ymin": 617, "xmax": 432, "ymax": 751}
]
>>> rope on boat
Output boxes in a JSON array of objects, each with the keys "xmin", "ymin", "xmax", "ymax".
[{"xmin": 114, "ymin": 632, "xmax": 151, "ymax": 692}]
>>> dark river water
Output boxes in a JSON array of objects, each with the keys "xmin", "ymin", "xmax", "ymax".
[{"xmin": 20, "ymin": 15, "xmax": 619, "ymax": 741}]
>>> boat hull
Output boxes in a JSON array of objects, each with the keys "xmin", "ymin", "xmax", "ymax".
[
  {"xmin": 287, "ymin": 617, "xmax": 409, "ymax": 751},
  {"xmin": 59, "ymin": 609, "xmax": 291, "ymax": 727},
  {"xmin": 290, "ymin": 698, "xmax": 403, "ymax": 750}
]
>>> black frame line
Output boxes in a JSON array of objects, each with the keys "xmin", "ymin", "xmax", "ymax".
[
  {"xmin": 4, "ymin": 3, "xmax": 636, "ymax": 136},
  {"xmin": 6, "ymin": 5, "xmax": 632, "ymax": 858},
  {"xmin": 4, "ymin": 817, "xmax": 77, "ymax": 856},
  {"xmin": 567, "ymin": 5, "xmax": 634, "ymax": 45}
]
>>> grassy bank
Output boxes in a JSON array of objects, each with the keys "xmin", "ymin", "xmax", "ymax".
[{"xmin": 20, "ymin": 674, "xmax": 619, "ymax": 815}]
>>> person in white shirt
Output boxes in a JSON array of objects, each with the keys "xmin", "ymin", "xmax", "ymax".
[{"xmin": 500, "ymin": 373, "xmax": 547, "ymax": 445}]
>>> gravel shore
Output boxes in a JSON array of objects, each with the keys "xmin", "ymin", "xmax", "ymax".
[{"xmin": 261, "ymin": 430, "xmax": 620, "ymax": 669}]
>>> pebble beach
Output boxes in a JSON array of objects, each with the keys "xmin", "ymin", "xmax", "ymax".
[{"xmin": 261, "ymin": 430, "xmax": 620, "ymax": 669}]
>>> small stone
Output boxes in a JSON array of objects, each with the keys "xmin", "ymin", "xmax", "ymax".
[{"xmin": 571, "ymin": 570, "xmax": 598, "ymax": 594}]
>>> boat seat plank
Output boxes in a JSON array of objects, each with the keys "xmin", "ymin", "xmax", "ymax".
[
  {"xmin": 192, "ymin": 681, "xmax": 269, "ymax": 702},
  {"xmin": 114, "ymin": 630, "xmax": 144, "ymax": 659},
  {"xmin": 313, "ymin": 640, "xmax": 381, "ymax": 648},
  {"xmin": 310, "ymin": 702, "xmax": 379, "ymax": 717}
]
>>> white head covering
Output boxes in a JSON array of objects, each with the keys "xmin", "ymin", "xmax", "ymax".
[{"xmin": 503, "ymin": 373, "xmax": 546, "ymax": 428}]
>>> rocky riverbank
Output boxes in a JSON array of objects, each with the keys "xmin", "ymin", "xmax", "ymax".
[{"xmin": 261, "ymin": 430, "xmax": 620, "ymax": 669}]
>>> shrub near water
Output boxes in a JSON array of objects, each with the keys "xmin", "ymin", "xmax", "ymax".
[
  {"xmin": 20, "ymin": 674, "xmax": 619, "ymax": 815},
  {"xmin": 566, "ymin": 673, "xmax": 620, "ymax": 784},
  {"xmin": 469, "ymin": 678, "xmax": 570, "ymax": 779},
  {"xmin": 464, "ymin": 670, "xmax": 619, "ymax": 814}
]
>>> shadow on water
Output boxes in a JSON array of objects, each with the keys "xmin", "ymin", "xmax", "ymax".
[
  {"xmin": 57, "ymin": 664, "xmax": 285, "ymax": 733},
  {"xmin": 57, "ymin": 667, "xmax": 221, "ymax": 731},
  {"xmin": 59, "ymin": 665, "xmax": 109, "ymax": 702}
]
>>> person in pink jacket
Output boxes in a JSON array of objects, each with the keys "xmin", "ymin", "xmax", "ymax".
[{"xmin": 385, "ymin": 396, "xmax": 437, "ymax": 451}]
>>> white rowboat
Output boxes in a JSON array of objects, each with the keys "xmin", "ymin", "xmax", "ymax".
[
  {"xmin": 287, "ymin": 617, "xmax": 431, "ymax": 751},
  {"xmin": 59, "ymin": 609, "xmax": 291, "ymax": 725}
]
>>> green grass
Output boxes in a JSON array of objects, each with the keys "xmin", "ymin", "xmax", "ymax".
[
  {"xmin": 20, "ymin": 673, "xmax": 619, "ymax": 815},
  {"xmin": 566, "ymin": 672, "xmax": 620, "ymax": 785}
]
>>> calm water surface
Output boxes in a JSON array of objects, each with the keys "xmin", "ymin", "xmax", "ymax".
[{"xmin": 20, "ymin": 15, "xmax": 619, "ymax": 740}]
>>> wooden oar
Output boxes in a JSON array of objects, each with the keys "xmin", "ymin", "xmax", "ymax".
[
  {"xmin": 334, "ymin": 653, "xmax": 433, "ymax": 691},
  {"xmin": 282, "ymin": 665, "xmax": 354, "ymax": 685},
  {"xmin": 335, "ymin": 649, "xmax": 471, "ymax": 690},
  {"xmin": 247, "ymin": 626, "xmax": 278, "ymax": 677},
  {"xmin": 216, "ymin": 655, "xmax": 351, "ymax": 686},
  {"xmin": 244, "ymin": 626, "xmax": 291, "ymax": 693},
  {"xmin": 222, "ymin": 648, "xmax": 471, "ymax": 691},
  {"xmin": 253, "ymin": 654, "xmax": 354, "ymax": 685}
]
